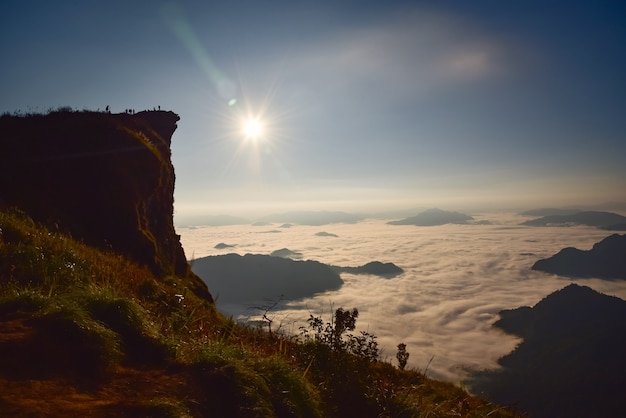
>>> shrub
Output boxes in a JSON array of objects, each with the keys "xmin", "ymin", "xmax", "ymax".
[{"xmin": 299, "ymin": 307, "xmax": 379, "ymax": 361}]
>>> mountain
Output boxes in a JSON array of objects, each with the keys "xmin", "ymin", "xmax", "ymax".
[
  {"xmin": 191, "ymin": 253, "xmax": 343, "ymax": 305},
  {"xmin": 0, "ymin": 109, "xmax": 210, "ymax": 300},
  {"xmin": 369, "ymin": 207, "xmax": 429, "ymax": 219},
  {"xmin": 466, "ymin": 284, "xmax": 626, "ymax": 417},
  {"xmin": 270, "ymin": 248, "xmax": 303, "ymax": 259},
  {"xmin": 214, "ymin": 242, "xmax": 235, "ymax": 249},
  {"xmin": 519, "ymin": 208, "xmax": 580, "ymax": 217},
  {"xmin": 175, "ymin": 214, "xmax": 250, "ymax": 227},
  {"xmin": 192, "ymin": 254, "xmax": 404, "ymax": 307},
  {"xmin": 256, "ymin": 210, "xmax": 363, "ymax": 225},
  {"xmin": 531, "ymin": 234, "xmax": 626, "ymax": 279},
  {"xmin": 315, "ymin": 231, "xmax": 338, "ymax": 237},
  {"xmin": 333, "ymin": 261, "xmax": 404, "ymax": 278},
  {"xmin": 388, "ymin": 208, "xmax": 473, "ymax": 226},
  {"xmin": 521, "ymin": 210, "xmax": 626, "ymax": 230}
]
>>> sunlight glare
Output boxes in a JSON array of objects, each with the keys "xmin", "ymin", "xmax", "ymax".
[{"xmin": 242, "ymin": 117, "xmax": 264, "ymax": 141}]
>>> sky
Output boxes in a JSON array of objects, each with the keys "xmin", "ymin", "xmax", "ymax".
[{"xmin": 2, "ymin": 1, "xmax": 625, "ymax": 218}]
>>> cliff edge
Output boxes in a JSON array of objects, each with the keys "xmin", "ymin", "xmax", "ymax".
[{"xmin": 0, "ymin": 110, "xmax": 211, "ymax": 301}]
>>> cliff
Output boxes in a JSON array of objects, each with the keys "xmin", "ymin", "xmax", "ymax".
[{"xmin": 0, "ymin": 110, "xmax": 211, "ymax": 301}]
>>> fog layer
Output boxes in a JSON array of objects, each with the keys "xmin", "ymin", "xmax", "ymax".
[{"xmin": 179, "ymin": 212, "xmax": 626, "ymax": 383}]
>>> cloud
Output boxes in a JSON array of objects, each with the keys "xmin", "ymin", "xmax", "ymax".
[
  {"xmin": 282, "ymin": 9, "xmax": 512, "ymax": 106},
  {"xmin": 179, "ymin": 213, "xmax": 626, "ymax": 384}
]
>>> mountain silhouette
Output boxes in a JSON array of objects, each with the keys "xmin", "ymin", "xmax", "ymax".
[
  {"xmin": 315, "ymin": 231, "xmax": 338, "ymax": 237},
  {"xmin": 532, "ymin": 234, "xmax": 626, "ymax": 279},
  {"xmin": 467, "ymin": 284, "xmax": 626, "ymax": 417},
  {"xmin": 521, "ymin": 211, "xmax": 626, "ymax": 230},
  {"xmin": 519, "ymin": 208, "xmax": 580, "ymax": 217},
  {"xmin": 332, "ymin": 261, "xmax": 404, "ymax": 278},
  {"xmin": 270, "ymin": 248, "xmax": 303, "ymax": 259},
  {"xmin": 176, "ymin": 214, "xmax": 249, "ymax": 227},
  {"xmin": 388, "ymin": 208, "xmax": 473, "ymax": 226},
  {"xmin": 192, "ymin": 254, "xmax": 404, "ymax": 306},
  {"xmin": 191, "ymin": 253, "xmax": 342, "ymax": 304},
  {"xmin": 256, "ymin": 210, "xmax": 363, "ymax": 226},
  {"xmin": 214, "ymin": 243, "xmax": 235, "ymax": 249}
]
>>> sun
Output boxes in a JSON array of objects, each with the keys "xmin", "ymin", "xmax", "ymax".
[{"xmin": 241, "ymin": 117, "xmax": 264, "ymax": 141}]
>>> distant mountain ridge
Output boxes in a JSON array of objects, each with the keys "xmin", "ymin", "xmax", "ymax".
[
  {"xmin": 176, "ymin": 214, "xmax": 250, "ymax": 227},
  {"xmin": 256, "ymin": 210, "xmax": 363, "ymax": 226},
  {"xmin": 519, "ymin": 208, "xmax": 580, "ymax": 217},
  {"xmin": 388, "ymin": 208, "xmax": 473, "ymax": 226},
  {"xmin": 467, "ymin": 284, "xmax": 626, "ymax": 417},
  {"xmin": 521, "ymin": 210, "xmax": 626, "ymax": 230},
  {"xmin": 332, "ymin": 261, "xmax": 403, "ymax": 278},
  {"xmin": 532, "ymin": 234, "xmax": 626, "ymax": 279}
]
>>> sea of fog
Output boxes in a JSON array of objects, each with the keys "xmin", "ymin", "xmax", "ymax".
[{"xmin": 178, "ymin": 212, "xmax": 626, "ymax": 383}]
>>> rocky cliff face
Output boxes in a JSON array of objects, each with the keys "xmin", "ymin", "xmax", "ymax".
[{"xmin": 0, "ymin": 110, "xmax": 211, "ymax": 301}]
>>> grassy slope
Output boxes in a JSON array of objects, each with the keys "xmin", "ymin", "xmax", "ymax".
[{"xmin": 0, "ymin": 210, "xmax": 518, "ymax": 417}]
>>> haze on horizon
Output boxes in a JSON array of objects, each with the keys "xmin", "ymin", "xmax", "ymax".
[{"xmin": 1, "ymin": 1, "xmax": 625, "ymax": 217}]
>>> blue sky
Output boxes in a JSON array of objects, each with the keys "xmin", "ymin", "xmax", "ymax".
[{"xmin": 2, "ymin": 1, "xmax": 625, "ymax": 217}]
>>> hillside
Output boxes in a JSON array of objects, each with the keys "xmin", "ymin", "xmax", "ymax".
[
  {"xmin": 466, "ymin": 284, "xmax": 626, "ymax": 417},
  {"xmin": 0, "ymin": 110, "xmax": 516, "ymax": 417}
]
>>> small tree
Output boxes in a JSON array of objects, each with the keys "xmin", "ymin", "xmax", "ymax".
[
  {"xmin": 396, "ymin": 343, "xmax": 409, "ymax": 370},
  {"xmin": 250, "ymin": 295, "xmax": 285, "ymax": 337},
  {"xmin": 332, "ymin": 307, "xmax": 358, "ymax": 350}
]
